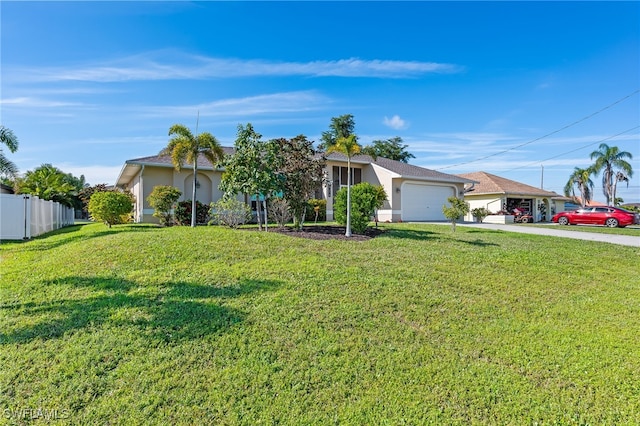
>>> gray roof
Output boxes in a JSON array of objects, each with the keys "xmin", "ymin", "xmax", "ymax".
[
  {"xmin": 324, "ymin": 152, "xmax": 473, "ymax": 184},
  {"xmin": 125, "ymin": 146, "xmax": 236, "ymax": 169},
  {"xmin": 117, "ymin": 148, "xmax": 472, "ymax": 186}
]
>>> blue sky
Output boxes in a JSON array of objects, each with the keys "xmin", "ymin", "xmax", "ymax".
[{"xmin": 2, "ymin": 1, "xmax": 639, "ymax": 203}]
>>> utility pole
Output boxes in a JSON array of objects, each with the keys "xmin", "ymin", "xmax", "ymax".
[{"xmin": 540, "ymin": 165, "xmax": 544, "ymax": 189}]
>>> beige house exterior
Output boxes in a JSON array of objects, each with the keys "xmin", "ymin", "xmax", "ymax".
[
  {"xmin": 116, "ymin": 149, "xmax": 473, "ymax": 223},
  {"xmin": 457, "ymin": 171, "xmax": 568, "ymax": 223},
  {"xmin": 115, "ymin": 148, "xmax": 236, "ymax": 223},
  {"xmin": 323, "ymin": 153, "xmax": 474, "ymax": 222}
]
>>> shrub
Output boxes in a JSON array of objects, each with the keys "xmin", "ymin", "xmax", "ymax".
[
  {"xmin": 306, "ymin": 199, "xmax": 327, "ymax": 223},
  {"xmin": 334, "ymin": 183, "xmax": 387, "ymax": 234},
  {"xmin": 88, "ymin": 191, "xmax": 133, "ymax": 227},
  {"xmin": 471, "ymin": 207, "xmax": 491, "ymax": 223},
  {"xmin": 209, "ymin": 198, "xmax": 252, "ymax": 228},
  {"xmin": 175, "ymin": 200, "xmax": 209, "ymax": 226},
  {"xmin": 147, "ymin": 185, "xmax": 181, "ymax": 226},
  {"xmin": 269, "ymin": 198, "xmax": 292, "ymax": 228}
]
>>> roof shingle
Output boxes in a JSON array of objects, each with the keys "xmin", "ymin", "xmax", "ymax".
[{"xmin": 456, "ymin": 171, "xmax": 561, "ymax": 197}]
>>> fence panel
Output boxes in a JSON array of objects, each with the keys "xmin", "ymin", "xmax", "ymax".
[{"xmin": 1, "ymin": 194, "xmax": 74, "ymax": 240}]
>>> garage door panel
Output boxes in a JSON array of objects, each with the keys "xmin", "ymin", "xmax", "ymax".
[{"xmin": 402, "ymin": 183, "xmax": 454, "ymax": 221}]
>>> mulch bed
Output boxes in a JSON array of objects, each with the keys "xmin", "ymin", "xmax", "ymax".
[{"xmin": 248, "ymin": 225, "xmax": 385, "ymax": 241}]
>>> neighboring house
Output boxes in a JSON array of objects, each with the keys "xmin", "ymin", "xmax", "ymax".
[
  {"xmin": 564, "ymin": 197, "xmax": 608, "ymax": 211},
  {"xmin": 456, "ymin": 171, "xmax": 567, "ymax": 222},
  {"xmin": 116, "ymin": 149, "xmax": 474, "ymax": 223},
  {"xmin": 0, "ymin": 183, "xmax": 15, "ymax": 194}
]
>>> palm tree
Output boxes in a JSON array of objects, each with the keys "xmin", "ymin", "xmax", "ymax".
[
  {"xmin": 564, "ymin": 167, "xmax": 595, "ymax": 208},
  {"xmin": 0, "ymin": 126, "xmax": 19, "ymax": 177},
  {"xmin": 589, "ymin": 143, "xmax": 633, "ymax": 206},
  {"xmin": 327, "ymin": 134, "xmax": 362, "ymax": 237},
  {"xmin": 161, "ymin": 124, "xmax": 224, "ymax": 227},
  {"xmin": 15, "ymin": 164, "xmax": 77, "ymax": 207}
]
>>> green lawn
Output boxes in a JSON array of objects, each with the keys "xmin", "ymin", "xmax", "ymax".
[{"xmin": 2, "ymin": 223, "xmax": 639, "ymax": 424}]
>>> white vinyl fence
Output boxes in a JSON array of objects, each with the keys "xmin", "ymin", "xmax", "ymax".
[{"xmin": 0, "ymin": 194, "xmax": 75, "ymax": 240}]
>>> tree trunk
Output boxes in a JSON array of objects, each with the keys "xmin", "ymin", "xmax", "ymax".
[
  {"xmin": 345, "ymin": 157, "xmax": 352, "ymax": 237},
  {"xmin": 263, "ymin": 198, "xmax": 268, "ymax": 231},
  {"xmin": 192, "ymin": 164, "xmax": 198, "ymax": 227},
  {"xmin": 256, "ymin": 193, "xmax": 263, "ymax": 231}
]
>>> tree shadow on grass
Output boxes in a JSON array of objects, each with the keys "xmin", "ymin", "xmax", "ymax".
[
  {"xmin": 458, "ymin": 238, "xmax": 500, "ymax": 247},
  {"xmin": 1, "ymin": 223, "xmax": 157, "ymax": 252},
  {"xmin": 0, "ymin": 276, "xmax": 280, "ymax": 344},
  {"xmin": 377, "ymin": 228, "xmax": 442, "ymax": 241}
]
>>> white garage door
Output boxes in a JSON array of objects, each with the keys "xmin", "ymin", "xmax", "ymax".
[{"xmin": 402, "ymin": 183, "xmax": 455, "ymax": 221}]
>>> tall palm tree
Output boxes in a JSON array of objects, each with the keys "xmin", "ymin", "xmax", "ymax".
[
  {"xmin": 564, "ymin": 167, "xmax": 595, "ymax": 208},
  {"xmin": 161, "ymin": 124, "xmax": 224, "ymax": 227},
  {"xmin": 0, "ymin": 126, "xmax": 19, "ymax": 177},
  {"xmin": 589, "ymin": 143, "xmax": 633, "ymax": 206},
  {"xmin": 327, "ymin": 134, "xmax": 362, "ymax": 237}
]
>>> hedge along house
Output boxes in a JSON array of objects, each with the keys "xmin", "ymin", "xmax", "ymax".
[
  {"xmin": 456, "ymin": 171, "xmax": 567, "ymax": 223},
  {"xmin": 323, "ymin": 153, "xmax": 475, "ymax": 222},
  {"xmin": 116, "ymin": 149, "xmax": 473, "ymax": 223},
  {"xmin": 116, "ymin": 147, "xmax": 237, "ymax": 223}
]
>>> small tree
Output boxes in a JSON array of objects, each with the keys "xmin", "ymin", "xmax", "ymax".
[
  {"xmin": 147, "ymin": 185, "xmax": 181, "ymax": 226},
  {"xmin": 269, "ymin": 198, "xmax": 292, "ymax": 228},
  {"xmin": 88, "ymin": 191, "xmax": 133, "ymax": 228},
  {"xmin": 271, "ymin": 135, "xmax": 325, "ymax": 230},
  {"xmin": 209, "ymin": 198, "xmax": 252, "ymax": 228},
  {"xmin": 442, "ymin": 196, "xmax": 469, "ymax": 232},
  {"xmin": 334, "ymin": 182, "xmax": 387, "ymax": 234}
]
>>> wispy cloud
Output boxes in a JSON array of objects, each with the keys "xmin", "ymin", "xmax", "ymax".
[
  {"xmin": 139, "ymin": 91, "xmax": 332, "ymax": 119},
  {"xmin": 0, "ymin": 97, "xmax": 85, "ymax": 108},
  {"xmin": 383, "ymin": 115, "xmax": 408, "ymax": 130},
  {"xmin": 11, "ymin": 51, "xmax": 463, "ymax": 83}
]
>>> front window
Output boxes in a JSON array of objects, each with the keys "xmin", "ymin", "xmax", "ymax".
[{"xmin": 332, "ymin": 166, "xmax": 362, "ymax": 196}]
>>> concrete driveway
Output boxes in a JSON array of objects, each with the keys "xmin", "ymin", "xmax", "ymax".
[{"xmin": 455, "ymin": 222, "xmax": 640, "ymax": 247}]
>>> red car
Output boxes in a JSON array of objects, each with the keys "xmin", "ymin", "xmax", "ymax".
[{"xmin": 552, "ymin": 206, "xmax": 639, "ymax": 228}]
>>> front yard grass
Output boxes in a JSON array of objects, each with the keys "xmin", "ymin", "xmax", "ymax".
[
  {"xmin": 525, "ymin": 223, "xmax": 640, "ymax": 235},
  {"xmin": 1, "ymin": 222, "xmax": 639, "ymax": 424}
]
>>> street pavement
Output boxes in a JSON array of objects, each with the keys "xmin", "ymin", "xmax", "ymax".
[{"xmin": 452, "ymin": 222, "xmax": 640, "ymax": 247}]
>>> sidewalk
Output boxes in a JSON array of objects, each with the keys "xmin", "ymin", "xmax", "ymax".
[{"xmin": 453, "ymin": 222, "xmax": 640, "ymax": 247}]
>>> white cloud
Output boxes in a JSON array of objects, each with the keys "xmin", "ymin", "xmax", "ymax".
[
  {"xmin": 383, "ymin": 115, "xmax": 407, "ymax": 130},
  {"xmin": 139, "ymin": 91, "xmax": 331, "ymax": 119},
  {"xmin": 10, "ymin": 51, "xmax": 462, "ymax": 83}
]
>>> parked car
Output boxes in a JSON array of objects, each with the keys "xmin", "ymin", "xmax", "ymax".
[{"xmin": 552, "ymin": 206, "xmax": 639, "ymax": 228}]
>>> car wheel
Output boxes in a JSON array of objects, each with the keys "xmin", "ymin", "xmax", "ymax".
[
  {"xmin": 605, "ymin": 218, "xmax": 619, "ymax": 228},
  {"xmin": 521, "ymin": 216, "xmax": 530, "ymax": 223},
  {"xmin": 558, "ymin": 216, "xmax": 569, "ymax": 225}
]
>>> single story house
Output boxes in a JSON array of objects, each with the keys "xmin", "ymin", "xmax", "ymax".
[
  {"xmin": 456, "ymin": 171, "xmax": 568, "ymax": 222},
  {"xmin": 115, "ymin": 149, "xmax": 474, "ymax": 223}
]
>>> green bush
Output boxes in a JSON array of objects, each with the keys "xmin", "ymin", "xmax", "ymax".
[
  {"xmin": 209, "ymin": 198, "xmax": 252, "ymax": 228},
  {"xmin": 175, "ymin": 200, "xmax": 209, "ymax": 226},
  {"xmin": 147, "ymin": 185, "xmax": 181, "ymax": 226},
  {"xmin": 88, "ymin": 191, "xmax": 133, "ymax": 227},
  {"xmin": 334, "ymin": 183, "xmax": 387, "ymax": 234},
  {"xmin": 306, "ymin": 199, "xmax": 327, "ymax": 223},
  {"xmin": 471, "ymin": 207, "xmax": 491, "ymax": 223}
]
